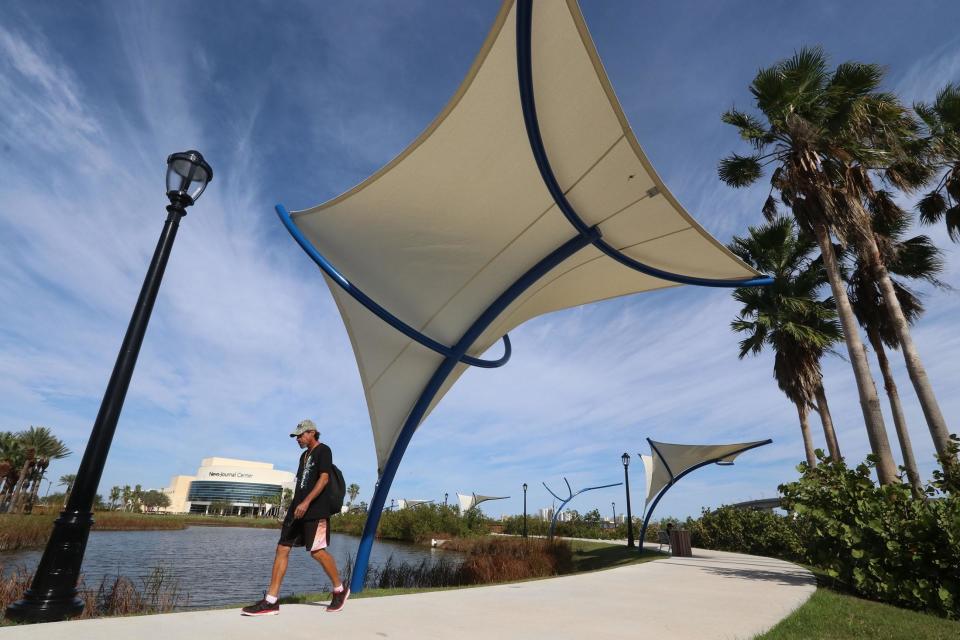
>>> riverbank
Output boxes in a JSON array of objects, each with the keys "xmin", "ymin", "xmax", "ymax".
[{"xmin": 0, "ymin": 513, "xmax": 281, "ymax": 552}]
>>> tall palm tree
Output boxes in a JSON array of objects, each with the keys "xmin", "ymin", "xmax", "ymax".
[
  {"xmin": 915, "ymin": 83, "xmax": 960, "ymax": 242},
  {"xmin": 718, "ymin": 47, "xmax": 925, "ymax": 483},
  {"xmin": 730, "ymin": 218, "xmax": 843, "ymax": 465},
  {"xmin": 0, "ymin": 432, "xmax": 25, "ymax": 512},
  {"xmin": 347, "ymin": 483, "xmax": 360, "ymax": 507},
  {"xmin": 109, "ymin": 486, "xmax": 122, "ymax": 510},
  {"xmin": 59, "ymin": 473, "xmax": 77, "ymax": 503},
  {"xmin": 17, "ymin": 426, "xmax": 70, "ymax": 513},
  {"xmin": 847, "ymin": 192, "xmax": 946, "ymax": 493}
]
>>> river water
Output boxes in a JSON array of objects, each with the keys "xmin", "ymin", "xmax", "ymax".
[{"xmin": 0, "ymin": 526, "xmax": 458, "ymax": 609}]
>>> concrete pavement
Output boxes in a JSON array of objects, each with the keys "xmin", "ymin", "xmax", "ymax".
[{"xmin": 1, "ymin": 544, "xmax": 815, "ymax": 639}]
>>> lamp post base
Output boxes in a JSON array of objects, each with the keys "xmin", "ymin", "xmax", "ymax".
[
  {"xmin": 5, "ymin": 509, "xmax": 93, "ymax": 623},
  {"xmin": 5, "ymin": 595, "xmax": 84, "ymax": 624}
]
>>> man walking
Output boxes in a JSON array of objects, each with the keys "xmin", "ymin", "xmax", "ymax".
[{"xmin": 242, "ymin": 419, "xmax": 348, "ymax": 615}]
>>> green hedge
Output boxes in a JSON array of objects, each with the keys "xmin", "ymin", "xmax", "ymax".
[
  {"xmin": 686, "ymin": 445, "xmax": 960, "ymax": 619},
  {"xmin": 332, "ymin": 503, "xmax": 489, "ymax": 543},
  {"xmin": 779, "ymin": 452, "xmax": 959, "ymax": 618}
]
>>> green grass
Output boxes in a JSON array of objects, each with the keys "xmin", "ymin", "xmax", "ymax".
[
  {"xmin": 568, "ymin": 539, "xmax": 663, "ymax": 572},
  {"xmin": 756, "ymin": 588, "xmax": 960, "ymax": 640}
]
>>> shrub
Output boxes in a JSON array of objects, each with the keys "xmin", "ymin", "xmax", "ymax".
[
  {"xmin": 333, "ymin": 504, "xmax": 490, "ymax": 543},
  {"xmin": 686, "ymin": 505, "xmax": 805, "ymax": 561},
  {"xmin": 779, "ymin": 452, "xmax": 960, "ymax": 618}
]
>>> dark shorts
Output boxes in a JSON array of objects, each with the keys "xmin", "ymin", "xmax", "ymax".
[{"xmin": 279, "ymin": 518, "xmax": 330, "ymax": 552}]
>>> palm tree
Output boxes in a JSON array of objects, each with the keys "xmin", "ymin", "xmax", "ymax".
[
  {"xmin": 109, "ymin": 486, "xmax": 122, "ymax": 510},
  {"xmin": 730, "ymin": 218, "xmax": 843, "ymax": 466},
  {"xmin": 847, "ymin": 191, "xmax": 945, "ymax": 493},
  {"xmin": 59, "ymin": 473, "xmax": 77, "ymax": 502},
  {"xmin": 915, "ymin": 83, "xmax": 960, "ymax": 242},
  {"xmin": 0, "ymin": 432, "xmax": 25, "ymax": 512},
  {"xmin": 347, "ymin": 483, "xmax": 360, "ymax": 508},
  {"xmin": 718, "ymin": 47, "xmax": 923, "ymax": 483},
  {"xmin": 122, "ymin": 485, "xmax": 132, "ymax": 511},
  {"xmin": 17, "ymin": 426, "xmax": 70, "ymax": 513}
]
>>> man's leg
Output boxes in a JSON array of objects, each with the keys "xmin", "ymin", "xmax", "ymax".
[
  {"xmin": 309, "ymin": 548, "xmax": 341, "ymax": 587},
  {"xmin": 268, "ymin": 544, "xmax": 292, "ymax": 598}
]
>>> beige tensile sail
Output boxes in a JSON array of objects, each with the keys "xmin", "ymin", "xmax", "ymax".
[
  {"xmin": 457, "ymin": 493, "xmax": 510, "ymax": 513},
  {"xmin": 641, "ymin": 440, "xmax": 773, "ymax": 507},
  {"xmin": 281, "ymin": 0, "xmax": 763, "ymax": 476}
]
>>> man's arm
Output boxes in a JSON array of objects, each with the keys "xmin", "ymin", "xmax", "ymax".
[{"xmin": 293, "ymin": 471, "xmax": 328, "ymax": 519}]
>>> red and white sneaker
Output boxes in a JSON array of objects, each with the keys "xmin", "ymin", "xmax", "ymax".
[
  {"xmin": 241, "ymin": 598, "xmax": 279, "ymax": 616},
  {"xmin": 327, "ymin": 587, "xmax": 350, "ymax": 612}
]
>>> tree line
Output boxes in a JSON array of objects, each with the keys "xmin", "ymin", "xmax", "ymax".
[{"xmin": 723, "ymin": 47, "xmax": 959, "ymax": 490}]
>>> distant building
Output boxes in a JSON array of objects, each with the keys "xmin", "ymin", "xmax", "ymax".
[
  {"xmin": 539, "ymin": 507, "xmax": 554, "ymax": 521},
  {"xmin": 163, "ymin": 457, "xmax": 295, "ymax": 516}
]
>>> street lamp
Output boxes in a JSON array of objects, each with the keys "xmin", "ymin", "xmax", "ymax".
[
  {"xmin": 622, "ymin": 452, "xmax": 635, "ymax": 548},
  {"xmin": 6, "ymin": 151, "xmax": 212, "ymax": 623},
  {"xmin": 522, "ymin": 482, "xmax": 528, "ymax": 538},
  {"xmin": 611, "ymin": 501, "xmax": 616, "ymax": 526},
  {"xmin": 444, "ymin": 492, "xmax": 448, "ymax": 507}
]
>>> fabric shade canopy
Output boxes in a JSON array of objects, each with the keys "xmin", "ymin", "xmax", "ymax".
[
  {"xmin": 285, "ymin": 0, "xmax": 762, "ymax": 473},
  {"xmin": 457, "ymin": 493, "xmax": 509, "ymax": 513},
  {"xmin": 641, "ymin": 439, "xmax": 772, "ymax": 506}
]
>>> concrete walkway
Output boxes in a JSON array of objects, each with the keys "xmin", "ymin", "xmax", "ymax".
[{"xmin": 3, "ymin": 544, "xmax": 815, "ymax": 640}]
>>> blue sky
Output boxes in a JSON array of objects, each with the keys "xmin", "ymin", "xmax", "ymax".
[{"xmin": 1, "ymin": 0, "xmax": 959, "ymax": 523}]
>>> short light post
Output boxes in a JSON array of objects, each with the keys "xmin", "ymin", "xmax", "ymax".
[
  {"xmin": 6, "ymin": 151, "xmax": 212, "ymax": 623},
  {"xmin": 522, "ymin": 482, "xmax": 528, "ymax": 538},
  {"xmin": 611, "ymin": 501, "xmax": 616, "ymax": 526},
  {"xmin": 622, "ymin": 452, "xmax": 635, "ymax": 548}
]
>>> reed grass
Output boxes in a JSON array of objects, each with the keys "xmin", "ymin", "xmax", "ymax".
[{"xmin": 0, "ymin": 564, "xmax": 188, "ymax": 624}]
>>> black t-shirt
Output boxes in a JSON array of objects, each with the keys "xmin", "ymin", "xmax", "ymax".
[{"xmin": 290, "ymin": 443, "xmax": 333, "ymax": 520}]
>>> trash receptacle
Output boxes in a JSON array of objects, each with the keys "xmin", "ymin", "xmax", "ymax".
[{"xmin": 669, "ymin": 529, "xmax": 692, "ymax": 557}]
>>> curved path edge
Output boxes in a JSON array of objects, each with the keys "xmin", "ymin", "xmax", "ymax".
[{"xmin": 3, "ymin": 544, "xmax": 815, "ymax": 639}]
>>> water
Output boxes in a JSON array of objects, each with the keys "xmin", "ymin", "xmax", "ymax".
[{"xmin": 0, "ymin": 526, "xmax": 459, "ymax": 609}]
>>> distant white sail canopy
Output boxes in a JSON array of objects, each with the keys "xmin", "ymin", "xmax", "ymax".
[
  {"xmin": 641, "ymin": 440, "xmax": 772, "ymax": 506},
  {"xmin": 457, "ymin": 493, "xmax": 509, "ymax": 513},
  {"xmin": 281, "ymin": 0, "xmax": 763, "ymax": 473}
]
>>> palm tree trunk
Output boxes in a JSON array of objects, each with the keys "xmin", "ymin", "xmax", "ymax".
[
  {"xmin": 9, "ymin": 461, "xmax": 31, "ymax": 514},
  {"xmin": 795, "ymin": 401, "xmax": 817, "ymax": 467},
  {"xmin": 859, "ymin": 231, "xmax": 956, "ymax": 468},
  {"xmin": 812, "ymin": 221, "xmax": 898, "ymax": 484},
  {"xmin": 813, "ymin": 385, "xmax": 842, "ymax": 461},
  {"xmin": 868, "ymin": 328, "xmax": 923, "ymax": 495}
]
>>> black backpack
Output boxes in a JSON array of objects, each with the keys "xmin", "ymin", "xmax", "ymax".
[{"xmin": 328, "ymin": 464, "xmax": 346, "ymax": 514}]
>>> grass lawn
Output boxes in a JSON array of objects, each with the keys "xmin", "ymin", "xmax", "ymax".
[{"xmin": 756, "ymin": 588, "xmax": 960, "ymax": 640}]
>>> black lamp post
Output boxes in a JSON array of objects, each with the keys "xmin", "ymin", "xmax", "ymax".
[
  {"xmin": 622, "ymin": 452, "xmax": 635, "ymax": 548},
  {"xmin": 522, "ymin": 482, "xmax": 528, "ymax": 538},
  {"xmin": 6, "ymin": 151, "xmax": 212, "ymax": 623},
  {"xmin": 611, "ymin": 501, "xmax": 616, "ymax": 526},
  {"xmin": 444, "ymin": 492, "xmax": 448, "ymax": 507}
]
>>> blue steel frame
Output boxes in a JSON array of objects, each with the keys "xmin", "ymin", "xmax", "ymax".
[
  {"xmin": 276, "ymin": 0, "xmax": 773, "ymax": 593},
  {"xmin": 543, "ymin": 477, "xmax": 622, "ymax": 538},
  {"xmin": 637, "ymin": 438, "xmax": 773, "ymax": 548}
]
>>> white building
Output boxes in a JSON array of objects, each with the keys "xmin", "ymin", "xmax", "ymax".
[{"xmin": 163, "ymin": 457, "xmax": 295, "ymax": 516}]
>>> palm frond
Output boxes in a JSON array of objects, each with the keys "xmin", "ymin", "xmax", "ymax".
[
  {"xmin": 917, "ymin": 190, "xmax": 947, "ymax": 224},
  {"xmin": 718, "ymin": 153, "xmax": 763, "ymax": 187}
]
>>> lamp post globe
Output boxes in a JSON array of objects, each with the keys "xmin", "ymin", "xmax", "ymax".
[
  {"xmin": 522, "ymin": 482, "xmax": 528, "ymax": 538},
  {"xmin": 6, "ymin": 151, "xmax": 211, "ymax": 623},
  {"xmin": 622, "ymin": 452, "xmax": 635, "ymax": 548}
]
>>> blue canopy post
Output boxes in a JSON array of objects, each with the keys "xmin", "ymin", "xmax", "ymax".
[{"xmin": 542, "ymin": 477, "xmax": 622, "ymax": 539}]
